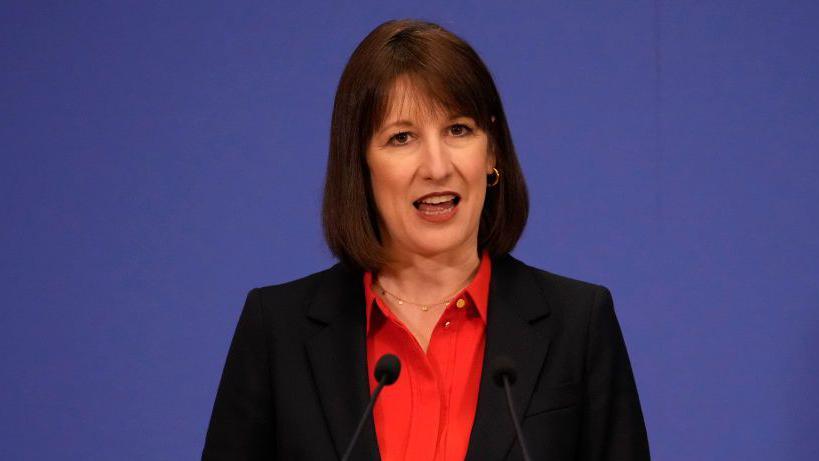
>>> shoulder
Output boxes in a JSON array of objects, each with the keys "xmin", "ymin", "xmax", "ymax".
[
  {"xmin": 253, "ymin": 265, "xmax": 342, "ymax": 302},
  {"xmin": 493, "ymin": 254, "xmax": 615, "ymax": 326},
  {"xmin": 243, "ymin": 262, "xmax": 361, "ymax": 323},
  {"xmin": 496, "ymin": 253, "xmax": 611, "ymax": 303},
  {"xmin": 497, "ymin": 255, "xmax": 627, "ymax": 364}
]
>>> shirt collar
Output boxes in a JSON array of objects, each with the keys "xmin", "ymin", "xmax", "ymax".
[{"xmin": 363, "ymin": 250, "xmax": 492, "ymax": 334}]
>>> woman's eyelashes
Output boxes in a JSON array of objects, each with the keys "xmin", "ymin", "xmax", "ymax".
[
  {"xmin": 448, "ymin": 123, "xmax": 473, "ymax": 137},
  {"xmin": 386, "ymin": 124, "xmax": 475, "ymax": 147},
  {"xmin": 388, "ymin": 131, "xmax": 412, "ymax": 146}
]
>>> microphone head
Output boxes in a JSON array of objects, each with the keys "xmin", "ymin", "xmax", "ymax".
[
  {"xmin": 489, "ymin": 355, "xmax": 517, "ymax": 387},
  {"xmin": 374, "ymin": 354, "xmax": 401, "ymax": 385}
]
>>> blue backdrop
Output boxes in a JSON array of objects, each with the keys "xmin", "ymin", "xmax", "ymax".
[{"xmin": 3, "ymin": 1, "xmax": 818, "ymax": 459}]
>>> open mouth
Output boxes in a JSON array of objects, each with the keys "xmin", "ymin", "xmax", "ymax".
[{"xmin": 412, "ymin": 193, "xmax": 461, "ymax": 215}]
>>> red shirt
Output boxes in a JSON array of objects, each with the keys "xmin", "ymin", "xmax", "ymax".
[{"xmin": 363, "ymin": 251, "xmax": 491, "ymax": 461}]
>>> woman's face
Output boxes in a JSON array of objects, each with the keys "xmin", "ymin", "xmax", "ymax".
[{"xmin": 365, "ymin": 78, "xmax": 495, "ymax": 260}]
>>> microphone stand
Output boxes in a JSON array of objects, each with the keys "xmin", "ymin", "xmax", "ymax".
[
  {"xmin": 340, "ymin": 375, "xmax": 389, "ymax": 461},
  {"xmin": 341, "ymin": 354, "xmax": 399, "ymax": 461},
  {"xmin": 500, "ymin": 373, "xmax": 533, "ymax": 461}
]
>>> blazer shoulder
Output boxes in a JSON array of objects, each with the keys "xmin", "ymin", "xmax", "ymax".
[
  {"xmin": 533, "ymin": 265, "xmax": 609, "ymax": 297},
  {"xmin": 254, "ymin": 265, "xmax": 331, "ymax": 296},
  {"xmin": 247, "ymin": 262, "xmax": 361, "ymax": 321},
  {"xmin": 501, "ymin": 254, "xmax": 612, "ymax": 316},
  {"xmin": 247, "ymin": 263, "xmax": 344, "ymax": 308},
  {"xmin": 507, "ymin": 255, "xmax": 609, "ymax": 295}
]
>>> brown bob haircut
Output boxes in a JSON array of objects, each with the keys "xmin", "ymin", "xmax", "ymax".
[{"xmin": 322, "ymin": 19, "xmax": 529, "ymax": 272}]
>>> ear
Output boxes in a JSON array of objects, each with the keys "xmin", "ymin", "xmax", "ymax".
[
  {"xmin": 486, "ymin": 117, "xmax": 498, "ymax": 171},
  {"xmin": 486, "ymin": 141, "xmax": 497, "ymax": 172}
]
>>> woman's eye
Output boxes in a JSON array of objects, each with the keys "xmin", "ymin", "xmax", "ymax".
[
  {"xmin": 388, "ymin": 131, "xmax": 411, "ymax": 146},
  {"xmin": 449, "ymin": 124, "xmax": 473, "ymax": 136}
]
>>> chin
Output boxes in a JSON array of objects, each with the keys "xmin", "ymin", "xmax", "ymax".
[{"xmin": 408, "ymin": 233, "xmax": 473, "ymax": 258}]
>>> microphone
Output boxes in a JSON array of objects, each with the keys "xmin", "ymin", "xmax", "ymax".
[
  {"xmin": 490, "ymin": 356, "xmax": 533, "ymax": 461},
  {"xmin": 340, "ymin": 354, "xmax": 401, "ymax": 461}
]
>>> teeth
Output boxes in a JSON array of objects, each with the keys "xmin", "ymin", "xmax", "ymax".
[{"xmin": 419, "ymin": 194, "xmax": 456, "ymax": 204}]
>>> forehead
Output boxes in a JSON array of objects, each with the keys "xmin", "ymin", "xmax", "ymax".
[{"xmin": 377, "ymin": 76, "xmax": 458, "ymax": 128}]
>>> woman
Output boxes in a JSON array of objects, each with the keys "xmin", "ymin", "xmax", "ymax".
[{"xmin": 203, "ymin": 19, "xmax": 649, "ymax": 461}]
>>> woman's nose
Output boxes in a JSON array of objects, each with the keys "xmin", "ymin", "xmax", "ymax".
[{"xmin": 418, "ymin": 137, "xmax": 454, "ymax": 181}]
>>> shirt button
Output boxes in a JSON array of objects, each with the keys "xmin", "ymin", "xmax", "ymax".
[
  {"xmin": 456, "ymin": 298, "xmax": 466, "ymax": 309},
  {"xmin": 444, "ymin": 321, "xmax": 451, "ymax": 328}
]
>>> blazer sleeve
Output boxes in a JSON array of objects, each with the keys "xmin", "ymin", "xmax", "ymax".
[
  {"xmin": 202, "ymin": 288, "xmax": 274, "ymax": 460},
  {"xmin": 577, "ymin": 286, "xmax": 651, "ymax": 460}
]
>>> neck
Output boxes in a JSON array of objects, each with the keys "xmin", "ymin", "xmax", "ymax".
[{"xmin": 375, "ymin": 245, "xmax": 482, "ymax": 305}]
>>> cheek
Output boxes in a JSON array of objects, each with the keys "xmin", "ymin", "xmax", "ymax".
[
  {"xmin": 462, "ymin": 151, "xmax": 490, "ymax": 213},
  {"xmin": 368, "ymin": 164, "xmax": 409, "ymax": 222},
  {"xmin": 368, "ymin": 154, "xmax": 413, "ymax": 196},
  {"xmin": 462, "ymin": 150, "xmax": 491, "ymax": 186},
  {"xmin": 468, "ymin": 184, "xmax": 488, "ymax": 218}
]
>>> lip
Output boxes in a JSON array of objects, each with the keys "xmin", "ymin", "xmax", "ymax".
[
  {"xmin": 412, "ymin": 191, "xmax": 461, "ymax": 207},
  {"xmin": 412, "ymin": 191, "xmax": 460, "ymax": 223}
]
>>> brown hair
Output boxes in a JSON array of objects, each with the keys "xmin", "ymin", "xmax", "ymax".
[{"xmin": 322, "ymin": 19, "xmax": 529, "ymax": 271}]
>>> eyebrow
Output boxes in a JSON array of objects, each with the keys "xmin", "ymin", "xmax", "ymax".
[
  {"xmin": 379, "ymin": 120, "xmax": 414, "ymax": 134},
  {"xmin": 378, "ymin": 115, "xmax": 469, "ymax": 135}
]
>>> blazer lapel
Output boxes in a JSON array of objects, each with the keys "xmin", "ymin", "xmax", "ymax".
[
  {"xmin": 305, "ymin": 264, "xmax": 380, "ymax": 461},
  {"xmin": 466, "ymin": 255, "xmax": 553, "ymax": 461}
]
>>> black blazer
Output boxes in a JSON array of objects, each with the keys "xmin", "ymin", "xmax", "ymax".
[{"xmin": 202, "ymin": 254, "xmax": 650, "ymax": 460}]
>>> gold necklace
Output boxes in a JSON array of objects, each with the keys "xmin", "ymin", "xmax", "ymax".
[{"xmin": 373, "ymin": 273, "xmax": 474, "ymax": 312}]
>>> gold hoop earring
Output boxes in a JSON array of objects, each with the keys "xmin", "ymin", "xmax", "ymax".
[{"xmin": 487, "ymin": 167, "xmax": 500, "ymax": 187}]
